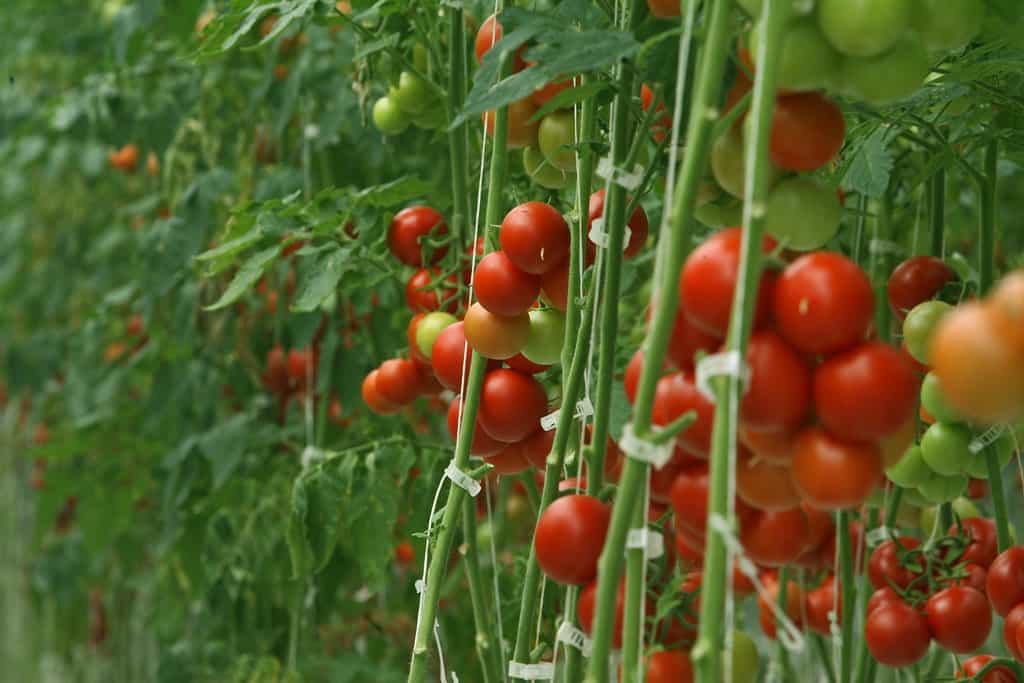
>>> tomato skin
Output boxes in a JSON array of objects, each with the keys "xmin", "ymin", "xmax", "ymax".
[
  {"xmin": 764, "ymin": 177, "xmax": 842, "ymax": 252},
  {"xmin": 817, "ymin": 0, "xmax": 912, "ymax": 58},
  {"xmin": 739, "ymin": 426, "xmax": 797, "ymax": 466},
  {"xmin": 913, "ymin": 0, "xmax": 985, "ymax": 52},
  {"xmin": 534, "ymin": 494, "xmax": 610, "ymax": 585},
  {"xmin": 523, "ymin": 145, "xmax": 574, "ymax": 189},
  {"xmin": 463, "ymin": 303, "xmax": 531, "ymax": 360},
  {"xmin": 376, "ymin": 358, "xmax": 421, "ymax": 405},
  {"xmin": 868, "ymin": 537, "xmax": 922, "ymax": 590},
  {"xmin": 958, "ymin": 654, "xmax": 1018, "ymax": 683},
  {"xmin": 986, "ymin": 548, "xmax": 1024, "ymax": 617},
  {"xmin": 903, "ymin": 301, "xmax": 953, "ymax": 365},
  {"xmin": 742, "ymin": 508, "xmax": 811, "ymax": 567},
  {"xmin": 362, "ymin": 369, "xmax": 401, "ymax": 415},
  {"xmin": 588, "ymin": 190, "xmax": 649, "ymax": 261},
  {"xmin": 447, "ymin": 398, "xmax": 506, "ymax": 455},
  {"xmin": 741, "ymin": 330, "xmax": 812, "ymax": 433},
  {"xmin": 646, "ymin": 0, "xmax": 681, "ymax": 19},
  {"xmin": 652, "ymin": 371, "xmax": 715, "ymax": 458},
  {"xmin": 539, "ymin": 260, "xmax": 569, "ymax": 311},
  {"xmin": 406, "ymin": 268, "xmax": 457, "ymax": 313},
  {"xmin": 813, "ymin": 342, "xmax": 918, "ymax": 442},
  {"xmin": 483, "ymin": 445, "xmax": 531, "ymax": 475},
  {"xmin": 537, "ymin": 110, "xmax": 577, "ymax": 172},
  {"xmin": 931, "ymin": 302, "xmax": 1024, "ymax": 425},
  {"xmin": 758, "ymin": 573, "xmax": 804, "ymax": 639},
  {"xmin": 751, "ymin": 16, "xmax": 840, "ymax": 92},
  {"xmin": 499, "ymin": 202, "xmax": 570, "ymax": 275},
  {"xmin": 577, "ymin": 577, "xmax": 643, "ymax": 650},
  {"xmin": 516, "ymin": 427, "xmax": 554, "ymax": 468},
  {"xmin": 388, "ymin": 206, "xmax": 448, "ymax": 266},
  {"xmin": 791, "ymin": 427, "xmax": 882, "ymax": 510},
  {"xmin": 773, "ymin": 252, "xmax": 874, "ymax": 355},
  {"xmin": 431, "ymin": 321, "xmax": 495, "ymax": 391},
  {"xmin": 837, "ymin": 37, "xmax": 930, "ymax": 106},
  {"xmin": 475, "ymin": 14, "xmax": 526, "ymax": 70},
  {"xmin": 263, "ymin": 345, "xmax": 290, "ymax": 395},
  {"xmin": 506, "ymin": 352, "xmax": 549, "ymax": 375},
  {"xmin": 926, "ymin": 586, "xmax": 992, "ymax": 653},
  {"xmin": 474, "ymin": 251, "xmax": 541, "ymax": 316},
  {"xmin": 483, "ymin": 97, "xmax": 540, "ymax": 149},
  {"xmin": 671, "ymin": 463, "xmax": 712, "ymax": 535},
  {"xmin": 865, "ymin": 600, "xmax": 931, "ymax": 667},
  {"xmin": 736, "ymin": 448, "xmax": 801, "ymax": 511},
  {"xmin": 478, "ymin": 369, "xmax": 548, "ymax": 443},
  {"xmin": 1006, "ymin": 604, "xmax": 1024, "ymax": 661},
  {"xmin": 768, "ymin": 93, "xmax": 845, "ymax": 172},
  {"xmin": 805, "ymin": 576, "xmax": 839, "ymax": 636},
  {"xmin": 920, "ymin": 421, "xmax": 973, "ymax": 476},
  {"xmin": 887, "ymin": 256, "xmax": 957, "ymax": 320},
  {"xmin": 679, "ymin": 227, "xmax": 778, "ymax": 338},
  {"xmin": 645, "ymin": 650, "xmax": 694, "ymax": 683},
  {"xmin": 640, "ymin": 83, "xmax": 673, "ymax": 142},
  {"xmin": 866, "ymin": 586, "xmax": 900, "ymax": 616}
]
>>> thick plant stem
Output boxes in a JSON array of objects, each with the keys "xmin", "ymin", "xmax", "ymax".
[
  {"xmin": 836, "ymin": 511, "xmax": 855, "ymax": 683},
  {"xmin": 620, "ymin": 498, "xmax": 647, "ymax": 683},
  {"xmin": 872, "ymin": 190, "xmax": 894, "ymax": 343},
  {"xmin": 463, "ymin": 498, "xmax": 500, "ymax": 683},
  {"xmin": 693, "ymin": 2, "xmax": 787, "ymax": 681},
  {"xmin": 407, "ymin": 7, "xmax": 507, "ymax": 681},
  {"xmin": 585, "ymin": 2, "xmax": 734, "ymax": 683},
  {"xmin": 929, "ymin": 168, "xmax": 945, "ymax": 257}
]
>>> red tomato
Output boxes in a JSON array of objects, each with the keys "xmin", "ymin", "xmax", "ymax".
[
  {"xmin": 388, "ymin": 206, "xmax": 448, "ymax": 267},
  {"xmin": 640, "ymin": 83, "xmax": 673, "ymax": 142},
  {"xmin": 736, "ymin": 448, "xmax": 801, "ymax": 511},
  {"xmin": 624, "ymin": 349, "xmax": 646, "ymax": 404},
  {"xmin": 516, "ymin": 427, "xmax": 554, "ymax": 468},
  {"xmin": 679, "ymin": 227, "xmax": 778, "ymax": 338},
  {"xmin": 773, "ymin": 252, "xmax": 875, "ymax": 355},
  {"xmin": 474, "ymin": 251, "xmax": 541, "ymax": 316},
  {"xmin": 958, "ymin": 655, "xmax": 1018, "ymax": 682},
  {"xmin": 739, "ymin": 426, "xmax": 797, "ymax": 466},
  {"xmin": 758, "ymin": 573, "xmax": 804, "ymax": 639},
  {"xmin": 647, "ymin": 0, "xmax": 681, "ymax": 19},
  {"xmin": 1008, "ymin": 604, "xmax": 1024, "ymax": 661},
  {"xmin": 742, "ymin": 508, "xmax": 811, "ymax": 567},
  {"xmin": 362, "ymin": 369, "xmax": 401, "ymax": 415},
  {"xmin": 531, "ymin": 75, "xmax": 573, "ymax": 108},
  {"xmin": 813, "ymin": 342, "xmax": 919, "ymax": 442},
  {"xmin": 887, "ymin": 255, "xmax": 956, "ymax": 319},
  {"xmin": 405, "ymin": 268, "xmax": 457, "ymax": 313},
  {"xmin": 805, "ymin": 576, "xmax": 839, "ymax": 636},
  {"xmin": 463, "ymin": 303, "xmax": 531, "ymax": 360},
  {"xmin": 506, "ymin": 352, "xmax": 550, "ymax": 375},
  {"xmin": 286, "ymin": 348, "xmax": 316, "ymax": 387},
  {"xmin": 986, "ymin": 547, "xmax": 1024, "ymax": 617},
  {"xmin": 741, "ymin": 330, "xmax": 812, "ymax": 432},
  {"xmin": 578, "ymin": 576, "xmax": 650, "ymax": 649},
  {"xmin": 645, "ymin": 650, "xmax": 694, "ymax": 683},
  {"xmin": 587, "ymin": 189, "xmax": 649, "ymax": 261},
  {"xmin": 474, "ymin": 14, "xmax": 526, "ymax": 70},
  {"xmin": 867, "ymin": 586, "xmax": 900, "ymax": 616},
  {"xmin": 671, "ymin": 463, "xmax": 711, "ymax": 535},
  {"xmin": 540, "ymin": 259, "xmax": 570, "ymax": 311},
  {"xmin": 534, "ymin": 494, "xmax": 609, "ymax": 584},
  {"xmin": 431, "ymin": 321, "xmax": 494, "ymax": 391},
  {"xmin": 666, "ymin": 308, "xmax": 721, "ymax": 371},
  {"xmin": 868, "ymin": 537, "xmax": 923, "ymax": 590},
  {"xmin": 926, "ymin": 586, "xmax": 992, "ymax": 653},
  {"xmin": 483, "ymin": 98, "xmax": 539, "ymax": 149},
  {"xmin": 447, "ymin": 397, "xmax": 506, "ymax": 455},
  {"xmin": 769, "ymin": 93, "xmax": 845, "ymax": 172},
  {"xmin": 675, "ymin": 529, "xmax": 705, "ymax": 567},
  {"xmin": 791, "ymin": 427, "xmax": 882, "ymax": 510},
  {"xmin": 407, "ymin": 313, "xmax": 429, "ymax": 365},
  {"xmin": 375, "ymin": 358, "xmax": 420, "ymax": 405},
  {"xmin": 865, "ymin": 601, "xmax": 931, "ymax": 667},
  {"xmin": 652, "ymin": 371, "xmax": 715, "ymax": 458},
  {"xmin": 483, "ymin": 445, "xmax": 531, "ymax": 475},
  {"xmin": 263, "ymin": 345, "xmax": 290, "ymax": 395},
  {"xmin": 499, "ymin": 202, "xmax": 570, "ymax": 275},
  {"xmin": 651, "ymin": 447, "xmax": 703, "ymax": 504},
  {"xmin": 478, "ymin": 369, "xmax": 548, "ymax": 442},
  {"xmin": 949, "ymin": 517, "xmax": 998, "ymax": 568}
]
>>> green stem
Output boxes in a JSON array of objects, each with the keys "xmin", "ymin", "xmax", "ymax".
[
  {"xmin": 812, "ymin": 634, "xmax": 838, "ymax": 683},
  {"xmin": 837, "ymin": 511, "xmax": 854, "ymax": 683},
  {"xmin": 694, "ymin": 2, "xmax": 788, "ymax": 681},
  {"xmin": 620, "ymin": 500, "xmax": 647, "ymax": 683},
  {"xmin": 929, "ymin": 168, "xmax": 945, "ymax": 257},
  {"xmin": 872, "ymin": 190, "xmax": 894, "ymax": 343},
  {"xmin": 462, "ymin": 498, "xmax": 500, "ymax": 683},
  {"xmin": 775, "ymin": 568, "xmax": 795, "ymax": 683}
]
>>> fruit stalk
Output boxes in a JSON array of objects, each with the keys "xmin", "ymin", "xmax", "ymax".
[
  {"xmin": 462, "ymin": 495, "xmax": 500, "ymax": 683},
  {"xmin": 836, "ymin": 510, "xmax": 855, "ymax": 683},
  {"xmin": 693, "ymin": 1, "xmax": 787, "ymax": 681},
  {"xmin": 620, "ymin": 498, "xmax": 647, "ymax": 683}
]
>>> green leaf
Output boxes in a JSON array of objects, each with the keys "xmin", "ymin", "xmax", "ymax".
[
  {"xmin": 205, "ymin": 245, "xmax": 280, "ymax": 310},
  {"xmin": 197, "ymin": 413, "xmax": 253, "ymax": 488},
  {"xmin": 986, "ymin": 0, "xmax": 1024, "ymax": 22},
  {"xmin": 529, "ymin": 80, "xmax": 609, "ymax": 122},
  {"xmin": 608, "ymin": 381, "xmax": 631, "ymax": 442},
  {"xmin": 286, "ymin": 477, "xmax": 314, "ymax": 578},
  {"xmin": 195, "ymin": 226, "xmax": 265, "ymax": 264},
  {"xmin": 352, "ymin": 176, "xmax": 436, "ymax": 207},
  {"xmin": 292, "ymin": 246, "xmax": 347, "ymax": 312},
  {"xmin": 842, "ymin": 126, "xmax": 894, "ymax": 199}
]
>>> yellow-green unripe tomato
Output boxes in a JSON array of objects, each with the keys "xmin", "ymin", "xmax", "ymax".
[
  {"xmin": 751, "ymin": 17, "xmax": 841, "ymax": 92},
  {"xmin": 711, "ymin": 126, "xmax": 782, "ymax": 200},
  {"xmin": 818, "ymin": 0, "xmax": 912, "ymax": 57},
  {"xmin": 837, "ymin": 38, "xmax": 930, "ymax": 106},
  {"xmin": 764, "ymin": 177, "xmax": 842, "ymax": 251},
  {"xmin": 901, "ymin": 486, "xmax": 932, "ymax": 508},
  {"xmin": 737, "ymin": 0, "xmax": 815, "ymax": 18},
  {"xmin": 920, "ymin": 372, "xmax": 964, "ymax": 425},
  {"xmin": 416, "ymin": 312, "xmax": 458, "ymax": 360},
  {"xmin": 920, "ymin": 496, "xmax": 980, "ymax": 532},
  {"xmin": 695, "ymin": 195, "xmax": 744, "ymax": 228},
  {"xmin": 725, "ymin": 630, "xmax": 760, "ymax": 683},
  {"xmin": 921, "ymin": 421, "xmax": 973, "ymax": 476},
  {"xmin": 886, "ymin": 445, "xmax": 933, "ymax": 487},
  {"xmin": 390, "ymin": 71, "xmax": 432, "ymax": 115},
  {"xmin": 903, "ymin": 301, "xmax": 952, "ymax": 364},
  {"xmin": 917, "ymin": 472, "xmax": 968, "ymax": 503},
  {"xmin": 522, "ymin": 309, "xmax": 566, "ymax": 366},
  {"xmin": 537, "ymin": 110, "xmax": 577, "ymax": 172},
  {"xmin": 523, "ymin": 146, "xmax": 574, "ymax": 189},
  {"xmin": 412, "ymin": 43, "xmax": 429, "ymax": 72},
  {"xmin": 372, "ymin": 96, "xmax": 410, "ymax": 135},
  {"xmin": 912, "ymin": 0, "xmax": 985, "ymax": 52}
]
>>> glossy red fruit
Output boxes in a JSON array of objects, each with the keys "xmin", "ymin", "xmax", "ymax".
[
  {"xmin": 475, "ymin": 14, "xmax": 527, "ymax": 70},
  {"xmin": 474, "ymin": 251, "xmax": 541, "ymax": 316},
  {"xmin": 376, "ymin": 358, "xmax": 421, "ymax": 405},
  {"xmin": 958, "ymin": 655, "xmax": 1018, "ymax": 682},
  {"xmin": 742, "ymin": 508, "xmax": 812, "ymax": 567},
  {"xmin": 887, "ymin": 255, "xmax": 957, "ymax": 319},
  {"xmin": 406, "ymin": 268, "xmax": 457, "ymax": 313},
  {"xmin": 483, "ymin": 445, "xmax": 531, "ymax": 475},
  {"xmin": 987, "ymin": 547, "xmax": 1024, "ymax": 617},
  {"xmin": 587, "ymin": 189, "xmax": 649, "ymax": 261},
  {"xmin": 645, "ymin": 650, "xmax": 694, "ymax": 683},
  {"xmin": 535, "ymin": 494, "xmax": 610, "ymax": 584},
  {"xmin": 869, "ymin": 537, "xmax": 923, "ymax": 590},
  {"xmin": 926, "ymin": 586, "xmax": 992, "ymax": 653},
  {"xmin": 388, "ymin": 206, "xmax": 448, "ymax": 267},
  {"xmin": 499, "ymin": 202, "xmax": 570, "ymax": 275},
  {"xmin": 362, "ymin": 370, "xmax": 401, "ymax": 415},
  {"xmin": 517, "ymin": 427, "xmax": 555, "ymax": 468},
  {"xmin": 506, "ymin": 353, "xmax": 550, "ymax": 375},
  {"xmin": 805, "ymin": 576, "xmax": 840, "ymax": 636},
  {"xmin": 652, "ymin": 371, "xmax": 715, "ymax": 458},
  {"xmin": 540, "ymin": 259, "xmax": 570, "ymax": 311},
  {"xmin": 447, "ymin": 398, "xmax": 506, "ymax": 455},
  {"xmin": 865, "ymin": 601, "xmax": 931, "ymax": 667},
  {"xmin": 769, "ymin": 93, "xmax": 845, "ymax": 172},
  {"xmin": 741, "ymin": 330, "xmax": 812, "ymax": 433},
  {"xmin": 478, "ymin": 369, "xmax": 549, "ymax": 443},
  {"xmin": 949, "ymin": 517, "xmax": 998, "ymax": 569},
  {"xmin": 666, "ymin": 308, "xmax": 721, "ymax": 371}
]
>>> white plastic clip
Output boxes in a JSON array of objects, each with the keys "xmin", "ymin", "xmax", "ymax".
[
  {"xmin": 415, "ymin": 579, "xmax": 426, "ymax": 594},
  {"xmin": 556, "ymin": 621, "xmax": 593, "ymax": 657},
  {"xmin": 588, "ymin": 218, "xmax": 633, "ymax": 251},
  {"xmin": 619, "ymin": 423, "xmax": 674, "ymax": 469},
  {"xmin": 596, "ymin": 156, "xmax": 644, "ymax": 191},
  {"xmin": 970, "ymin": 425, "xmax": 1006, "ymax": 454},
  {"xmin": 865, "ymin": 526, "xmax": 897, "ymax": 547},
  {"xmin": 301, "ymin": 445, "xmax": 326, "ymax": 468},
  {"xmin": 868, "ymin": 239, "xmax": 904, "ymax": 257},
  {"xmin": 707, "ymin": 514, "xmax": 805, "ymax": 654},
  {"xmin": 508, "ymin": 661, "xmax": 555, "ymax": 680},
  {"xmin": 354, "ymin": 586, "xmax": 374, "ymax": 603},
  {"xmin": 540, "ymin": 399, "xmax": 595, "ymax": 432},
  {"xmin": 626, "ymin": 528, "xmax": 665, "ymax": 559},
  {"xmin": 696, "ymin": 351, "xmax": 751, "ymax": 401},
  {"xmin": 540, "ymin": 410, "xmax": 559, "ymax": 432},
  {"xmin": 445, "ymin": 460, "xmax": 481, "ymax": 497}
]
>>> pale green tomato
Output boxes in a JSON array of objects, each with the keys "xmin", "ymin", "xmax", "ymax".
[
  {"xmin": 818, "ymin": 0, "xmax": 912, "ymax": 57},
  {"xmin": 919, "ymin": 497, "xmax": 980, "ymax": 533},
  {"xmin": 751, "ymin": 16, "xmax": 841, "ymax": 92},
  {"xmin": 413, "ymin": 44, "xmax": 429, "ymax": 72},
  {"xmin": 737, "ymin": 0, "xmax": 816, "ymax": 18},
  {"xmin": 711, "ymin": 126, "xmax": 782, "ymax": 200},
  {"xmin": 912, "ymin": 0, "xmax": 985, "ymax": 52},
  {"xmin": 903, "ymin": 301, "xmax": 952, "ymax": 364},
  {"xmin": 537, "ymin": 110, "xmax": 577, "ymax": 172},
  {"xmin": 725, "ymin": 630, "xmax": 760, "ymax": 683},
  {"xmin": 886, "ymin": 445, "xmax": 933, "ymax": 487},
  {"xmin": 390, "ymin": 71, "xmax": 432, "ymax": 115},
  {"xmin": 837, "ymin": 38, "xmax": 930, "ymax": 106},
  {"xmin": 765, "ymin": 177, "xmax": 842, "ymax": 251},
  {"xmin": 920, "ymin": 372, "xmax": 964, "ymax": 425},
  {"xmin": 920, "ymin": 421, "xmax": 973, "ymax": 476},
  {"xmin": 522, "ymin": 309, "xmax": 566, "ymax": 366},
  {"xmin": 372, "ymin": 96, "xmax": 410, "ymax": 135},
  {"xmin": 901, "ymin": 486, "xmax": 932, "ymax": 508},
  {"xmin": 411, "ymin": 105, "xmax": 445, "ymax": 131},
  {"xmin": 523, "ymin": 146, "xmax": 574, "ymax": 189},
  {"xmin": 416, "ymin": 312, "xmax": 458, "ymax": 359},
  {"xmin": 695, "ymin": 195, "xmax": 744, "ymax": 228},
  {"xmin": 917, "ymin": 472, "xmax": 968, "ymax": 503}
]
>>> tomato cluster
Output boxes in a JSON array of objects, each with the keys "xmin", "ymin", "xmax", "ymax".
[{"xmin": 370, "ymin": 43, "xmax": 445, "ymax": 135}]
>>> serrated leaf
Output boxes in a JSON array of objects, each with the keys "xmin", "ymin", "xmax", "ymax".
[
  {"xmin": 197, "ymin": 413, "xmax": 253, "ymax": 488},
  {"xmin": 353, "ymin": 176, "xmax": 435, "ymax": 207},
  {"xmin": 205, "ymin": 245, "xmax": 280, "ymax": 310},
  {"xmin": 842, "ymin": 126, "xmax": 894, "ymax": 198},
  {"xmin": 530, "ymin": 80, "xmax": 609, "ymax": 122},
  {"xmin": 195, "ymin": 227, "xmax": 265, "ymax": 263},
  {"xmin": 354, "ymin": 33, "xmax": 400, "ymax": 61}
]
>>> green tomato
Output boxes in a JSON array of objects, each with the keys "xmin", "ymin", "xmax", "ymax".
[
  {"xmin": 818, "ymin": 0, "xmax": 912, "ymax": 57},
  {"xmin": 416, "ymin": 312, "xmax": 458, "ymax": 360},
  {"xmin": 765, "ymin": 177, "xmax": 841, "ymax": 251},
  {"xmin": 712, "ymin": 126, "xmax": 782, "ymax": 200},
  {"xmin": 903, "ymin": 301, "xmax": 952, "ymax": 364},
  {"xmin": 964, "ymin": 430, "xmax": 1016, "ymax": 479},
  {"xmin": 736, "ymin": 0, "xmax": 815, "ymax": 18},
  {"xmin": 476, "ymin": 519, "xmax": 495, "ymax": 548},
  {"xmin": 886, "ymin": 445, "xmax": 934, "ymax": 487},
  {"xmin": 523, "ymin": 145, "xmax": 574, "ymax": 189},
  {"xmin": 912, "ymin": 0, "xmax": 985, "ymax": 52},
  {"xmin": 390, "ymin": 71, "xmax": 432, "ymax": 115},
  {"xmin": 372, "ymin": 96, "xmax": 410, "ymax": 135},
  {"xmin": 725, "ymin": 630, "xmax": 760, "ymax": 683},
  {"xmin": 837, "ymin": 38, "xmax": 930, "ymax": 106},
  {"xmin": 537, "ymin": 110, "xmax": 577, "ymax": 172},
  {"xmin": 522, "ymin": 309, "xmax": 566, "ymax": 366},
  {"xmin": 920, "ymin": 497, "xmax": 980, "ymax": 532},
  {"xmin": 412, "ymin": 44, "xmax": 429, "ymax": 73},
  {"xmin": 751, "ymin": 17, "xmax": 841, "ymax": 92},
  {"xmin": 412, "ymin": 104, "xmax": 446, "ymax": 130},
  {"xmin": 695, "ymin": 195, "xmax": 744, "ymax": 228},
  {"xmin": 917, "ymin": 472, "xmax": 968, "ymax": 504},
  {"xmin": 901, "ymin": 486, "xmax": 932, "ymax": 508},
  {"xmin": 920, "ymin": 372, "xmax": 964, "ymax": 425},
  {"xmin": 920, "ymin": 421, "xmax": 973, "ymax": 476}
]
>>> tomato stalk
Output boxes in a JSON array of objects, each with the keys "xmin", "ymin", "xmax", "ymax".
[
  {"xmin": 462, "ymin": 495, "xmax": 501, "ymax": 683},
  {"xmin": 620, "ymin": 498, "xmax": 647, "ymax": 683},
  {"xmin": 406, "ymin": 6, "xmax": 507, "ymax": 681},
  {"xmin": 872, "ymin": 189, "xmax": 894, "ymax": 343},
  {"xmin": 836, "ymin": 511, "xmax": 855, "ymax": 683},
  {"xmin": 584, "ymin": 1, "xmax": 733, "ymax": 681},
  {"xmin": 693, "ymin": 2, "xmax": 788, "ymax": 682}
]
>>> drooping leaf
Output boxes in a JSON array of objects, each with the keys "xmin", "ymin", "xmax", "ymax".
[
  {"xmin": 842, "ymin": 125, "xmax": 895, "ymax": 198},
  {"xmin": 205, "ymin": 245, "xmax": 280, "ymax": 310}
]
